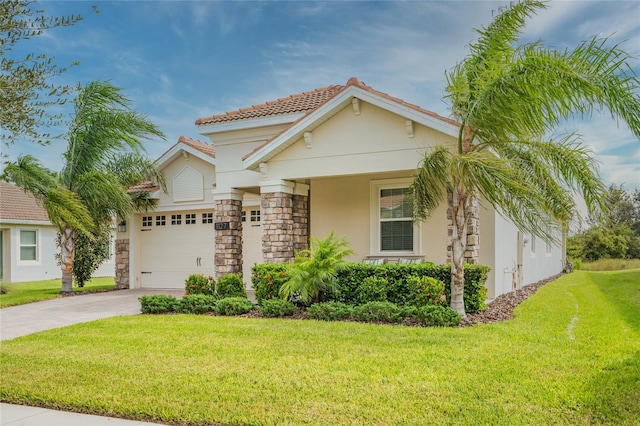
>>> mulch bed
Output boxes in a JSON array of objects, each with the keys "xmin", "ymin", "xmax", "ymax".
[{"xmin": 459, "ymin": 273, "xmax": 564, "ymax": 326}]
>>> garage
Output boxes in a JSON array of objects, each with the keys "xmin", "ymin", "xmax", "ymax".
[{"xmin": 139, "ymin": 209, "xmax": 215, "ymax": 289}]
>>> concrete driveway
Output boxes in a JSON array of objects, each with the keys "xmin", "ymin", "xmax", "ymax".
[{"xmin": 0, "ymin": 289, "xmax": 184, "ymax": 341}]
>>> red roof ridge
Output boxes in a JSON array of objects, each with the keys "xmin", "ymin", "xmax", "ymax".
[{"xmin": 178, "ymin": 136, "xmax": 216, "ymax": 158}]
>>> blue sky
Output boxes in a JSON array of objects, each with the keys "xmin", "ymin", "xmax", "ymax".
[{"xmin": 4, "ymin": 0, "xmax": 640, "ymax": 189}]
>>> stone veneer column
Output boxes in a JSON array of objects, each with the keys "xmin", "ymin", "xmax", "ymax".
[
  {"xmin": 115, "ymin": 238, "xmax": 129, "ymax": 289},
  {"xmin": 260, "ymin": 180, "xmax": 309, "ymax": 263},
  {"xmin": 214, "ymin": 190, "xmax": 244, "ymax": 277},
  {"xmin": 446, "ymin": 191, "xmax": 480, "ymax": 265}
]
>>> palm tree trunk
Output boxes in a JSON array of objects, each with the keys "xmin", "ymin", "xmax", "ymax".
[
  {"xmin": 59, "ymin": 227, "xmax": 76, "ymax": 294},
  {"xmin": 449, "ymin": 184, "xmax": 468, "ymax": 317}
]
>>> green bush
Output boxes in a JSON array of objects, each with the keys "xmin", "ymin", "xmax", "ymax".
[
  {"xmin": 260, "ymin": 299, "xmax": 298, "ymax": 318},
  {"xmin": 185, "ymin": 274, "xmax": 214, "ymax": 295},
  {"xmin": 333, "ymin": 263, "xmax": 489, "ymax": 313},
  {"xmin": 216, "ymin": 273, "xmax": 247, "ymax": 299},
  {"xmin": 412, "ymin": 305, "xmax": 461, "ymax": 327},
  {"xmin": 352, "ymin": 301, "xmax": 405, "ymax": 323},
  {"xmin": 406, "ymin": 275, "xmax": 446, "ymax": 307},
  {"xmin": 307, "ymin": 302, "xmax": 354, "ymax": 321},
  {"xmin": 356, "ymin": 276, "xmax": 388, "ymax": 304},
  {"xmin": 215, "ymin": 297, "xmax": 253, "ymax": 316},
  {"xmin": 252, "ymin": 264, "xmax": 289, "ymax": 304},
  {"xmin": 139, "ymin": 295, "xmax": 180, "ymax": 314},
  {"xmin": 253, "ymin": 262, "xmax": 489, "ymax": 313},
  {"xmin": 179, "ymin": 294, "xmax": 217, "ymax": 314}
]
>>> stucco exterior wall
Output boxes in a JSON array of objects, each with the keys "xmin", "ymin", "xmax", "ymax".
[
  {"xmin": 1, "ymin": 224, "xmax": 115, "ymax": 283},
  {"xmin": 309, "ymin": 173, "xmax": 448, "ymax": 264},
  {"xmin": 264, "ymin": 102, "xmax": 456, "ymax": 181}
]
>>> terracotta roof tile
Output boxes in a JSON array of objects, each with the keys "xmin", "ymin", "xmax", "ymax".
[
  {"xmin": 241, "ymin": 77, "xmax": 459, "ymax": 161},
  {"xmin": 195, "ymin": 85, "xmax": 346, "ymax": 125},
  {"xmin": 127, "ymin": 181, "xmax": 159, "ymax": 193},
  {"xmin": 0, "ymin": 181, "xmax": 50, "ymax": 222},
  {"xmin": 178, "ymin": 136, "xmax": 216, "ymax": 158}
]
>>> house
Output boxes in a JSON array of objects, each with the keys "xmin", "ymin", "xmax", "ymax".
[
  {"xmin": 0, "ymin": 182, "xmax": 115, "ymax": 283},
  {"xmin": 116, "ymin": 77, "xmax": 564, "ymax": 298}
]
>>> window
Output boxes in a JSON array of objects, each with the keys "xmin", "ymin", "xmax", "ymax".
[
  {"xmin": 250, "ymin": 210, "xmax": 261, "ymax": 222},
  {"xmin": 241, "ymin": 211, "xmax": 246, "ymax": 222},
  {"xmin": 142, "ymin": 216, "xmax": 153, "ymax": 227},
  {"xmin": 530, "ymin": 235, "xmax": 536, "ymax": 254},
  {"xmin": 202, "ymin": 212, "xmax": 213, "ymax": 224},
  {"xmin": 185, "ymin": 213, "xmax": 196, "ymax": 224},
  {"xmin": 20, "ymin": 230, "xmax": 37, "ymax": 261},
  {"xmin": 545, "ymin": 238, "xmax": 553, "ymax": 255},
  {"xmin": 171, "ymin": 214, "xmax": 182, "ymax": 225},
  {"xmin": 370, "ymin": 179, "xmax": 419, "ymax": 254},
  {"xmin": 156, "ymin": 215, "xmax": 166, "ymax": 226}
]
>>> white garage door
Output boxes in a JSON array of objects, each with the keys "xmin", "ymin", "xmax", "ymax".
[
  {"xmin": 140, "ymin": 211, "xmax": 215, "ymax": 289},
  {"xmin": 242, "ymin": 208, "xmax": 263, "ymax": 290}
]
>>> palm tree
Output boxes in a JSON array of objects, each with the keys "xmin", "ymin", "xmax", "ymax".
[
  {"xmin": 411, "ymin": 0, "xmax": 640, "ymax": 316},
  {"xmin": 2, "ymin": 81, "xmax": 165, "ymax": 293}
]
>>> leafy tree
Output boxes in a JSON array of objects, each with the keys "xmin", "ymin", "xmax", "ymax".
[
  {"xmin": 2, "ymin": 81, "xmax": 165, "ymax": 293},
  {"xmin": 411, "ymin": 0, "xmax": 640, "ymax": 316},
  {"xmin": 71, "ymin": 223, "xmax": 112, "ymax": 287},
  {"xmin": 279, "ymin": 231, "xmax": 354, "ymax": 305},
  {"xmin": 1, "ymin": 0, "xmax": 85, "ymax": 147}
]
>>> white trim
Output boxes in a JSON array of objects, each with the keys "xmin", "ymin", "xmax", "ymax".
[
  {"xmin": 17, "ymin": 228, "xmax": 40, "ymax": 264},
  {"xmin": 197, "ymin": 112, "xmax": 305, "ymax": 135},
  {"xmin": 155, "ymin": 142, "xmax": 216, "ymax": 169},
  {"xmin": 242, "ymin": 85, "xmax": 459, "ymax": 170},
  {"xmin": 369, "ymin": 178, "xmax": 421, "ymax": 256},
  {"xmin": 212, "ymin": 189, "xmax": 244, "ymax": 201},
  {"xmin": 259, "ymin": 179, "xmax": 295, "ymax": 195},
  {"xmin": 0, "ymin": 219, "xmax": 52, "ymax": 226}
]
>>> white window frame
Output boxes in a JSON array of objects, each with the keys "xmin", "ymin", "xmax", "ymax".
[
  {"xmin": 369, "ymin": 178, "xmax": 421, "ymax": 256},
  {"xmin": 19, "ymin": 228, "xmax": 39, "ymax": 263}
]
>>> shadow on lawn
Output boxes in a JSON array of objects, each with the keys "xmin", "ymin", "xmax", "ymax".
[{"xmin": 581, "ymin": 350, "xmax": 640, "ymax": 423}]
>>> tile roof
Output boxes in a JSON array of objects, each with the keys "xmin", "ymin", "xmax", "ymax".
[
  {"xmin": 127, "ymin": 181, "xmax": 159, "ymax": 193},
  {"xmin": 195, "ymin": 84, "xmax": 346, "ymax": 125},
  {"xmin": 241, "ymin": 77, "xmax": 459, "ymax": 161},
  {"xmin": 177, "ymin": 136, "xmax": 216, "ymax": 158},
  {"xmin": 0, "ymin": 181, "xmax": 51, "ymax": 222}
]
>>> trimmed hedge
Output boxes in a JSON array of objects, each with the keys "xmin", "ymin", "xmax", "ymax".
[
  {"xmin": 252, "ymin": 262, "xmax": 490, "ymax": 313},
  {"xmin": 261, "ymin": 299, "xmax": 298, "ymax": 318}
]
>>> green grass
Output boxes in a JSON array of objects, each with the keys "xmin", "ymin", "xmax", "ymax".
[
  {"xmin": 0, "ymin": 277, "xmax": 115, "ymax": 308},
  {"xmin": 1, "ymin": 270, "xmax": 639, "ymax": 425},
  {"xmin": 580, "ymin": 258, "xmax": 640, "ymax": 271}
]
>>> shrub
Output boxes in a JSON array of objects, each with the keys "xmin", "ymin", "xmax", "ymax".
[
  {"xmin": 356, "ymin": 276, "xmax": 388, "ymax": 304},
  {"xmin": 179, "ymin": 294, "xmax": 217, "ymax": 314},
  {"xmin": 252, "ymin": 264, "xmax": 289, "ymax": 304},
  {"xmin": 260, "ymin": 299, "xmax": 298, "ymax": 318},
  {"xmin": 185, "ymin": 274, "xmax": 214, "ymax": 296},
  {"xmin": 406, "ymin": 275, "xmax": 446, "ymax": 307},
  {"xmin": 215, "ymin": 297, "xmax": 253, "ymax": 316},
  {"xmin": 139, "ymin": 295, "xmax": 180, "ymax": 314},
  {"xmin": 279, "ymin": 231, "xmax": 354, "ymax": 305},
  {"xmin": 352, "ymin": 301, "xmax": 405, "ymax": 323},
  {"xmin": 307, "ymin": 302, "xmax": 354, "ymax": 321},
  {"xmin": 412, "ymin": 305, "xmax": 461, "ymax": 327},
  {"xmin": 216, "ymin": 273, "xmax": 246, "ymax": 299}
]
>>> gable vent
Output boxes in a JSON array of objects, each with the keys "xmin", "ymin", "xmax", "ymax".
[{"xmin": 173, "ymin": 166, "xmax": 204, "ymax": 202}]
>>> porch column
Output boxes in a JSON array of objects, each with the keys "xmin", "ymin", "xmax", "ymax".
[
  {"xmin": 260, "ymin": 180, "xmax": 295, "ymax": 263},
  {"xmin": 292, "ymin": 183, "xmax": 310, "ymax": 253},
  {"xmin": 214, "ymin": 190, "xmax": 244, "ymax": 277},
  {"xmin": 115, "ymin": 238, "xmax": 129, "ymax": 289}
]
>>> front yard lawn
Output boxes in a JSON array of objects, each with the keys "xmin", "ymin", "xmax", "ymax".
[
  {"xmin": 0, "ymin": 277, "xmax": 116, "ymax": 308},
  {"xmin": 1, "ymin": 270, "xmax": 638, "ymax": 425}
]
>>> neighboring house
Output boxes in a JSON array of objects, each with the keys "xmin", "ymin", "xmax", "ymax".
[
  {"xmin": 0, "ymin": 182, "xmax": 115, "ymax": 283},
  {"xmin": 117, "ymin": 77, "xmax": 563, "ymax": 298}
]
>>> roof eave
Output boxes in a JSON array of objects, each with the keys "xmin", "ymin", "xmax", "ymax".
[
  {"xmin": 242, "ymin": 85, "xmax": 460, "ymax": 171},
  {"xmin": 197, "ymin": 112, "xmax": 306, "ymax": 137},
  {"xmin": 155, "ymin": 142, "xmax": 216, "ymax": 169}
]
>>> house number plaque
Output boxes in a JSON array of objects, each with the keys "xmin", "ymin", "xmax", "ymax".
[{"xmin": 214, "ymin": 222, "xmax": 230, "ymax": 230}]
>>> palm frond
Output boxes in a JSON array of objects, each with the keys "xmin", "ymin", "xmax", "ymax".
[{"xmin": 410, "ymin": 145, "xmax": 451, "ymax": 221}]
